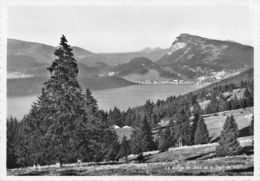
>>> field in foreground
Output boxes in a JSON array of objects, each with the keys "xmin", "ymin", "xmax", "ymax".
[{"xmin": 8, "ymin": 136, "xmax": 253, "ymax": 176}]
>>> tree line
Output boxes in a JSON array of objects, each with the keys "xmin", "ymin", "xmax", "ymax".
[{"xmin": 100, "ymin": 79, "xmax": 253, "ymax": 130}]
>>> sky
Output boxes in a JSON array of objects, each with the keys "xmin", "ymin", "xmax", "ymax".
[{"xmin": 8, "ymin": 4, "xmax": 253, "ymax": 53}]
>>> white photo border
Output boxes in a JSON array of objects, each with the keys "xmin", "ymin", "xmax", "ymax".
[{"xmin": 0, "ymin": 0, "xmax": 259, "ymax": 180}]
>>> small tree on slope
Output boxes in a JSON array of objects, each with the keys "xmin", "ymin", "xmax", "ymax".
[
  {"xmin": 118, "ymin": 135, "xmax": 130, "ymax": 163},
  {"xmin": 194, "ymin": 116, "xmax": 209, "ymax": 145},
  {"xmin": 140, "ymin": 116, "xmax": 157, "ymax": 152},
  {"xmin": 215, "ymin": 115, "xmax": 241, "ymax": 157}
]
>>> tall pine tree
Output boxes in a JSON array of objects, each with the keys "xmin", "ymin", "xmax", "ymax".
[
  {"xmin": 174, "ymin": 105, "xmax": 192, "ymax": 146},
  {"xmin": 130, "ymin": 116, "xmax": 156, "ymax": 154},
  {"xmin": 140, "ymin": 116, "xmax": 156, "ymax": 152},
  {"xmin": 17, "ymin": 35, "xmax": 115, "ymax": 166}
]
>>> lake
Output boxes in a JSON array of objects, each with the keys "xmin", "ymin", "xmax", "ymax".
[{"xmin": 7, "ymin": 84, "xmax": 201, "ymax": 120}]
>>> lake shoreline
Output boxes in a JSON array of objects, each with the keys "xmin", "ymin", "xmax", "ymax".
[{"xmin": 8, "ymin": 84, "xmax": 201, "ymax": 120}]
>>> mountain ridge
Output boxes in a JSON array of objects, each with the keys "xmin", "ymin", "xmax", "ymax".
[
  {"xmin": 7, "ymin": 34, "xmax": 253, "ymax": 82},
  {"xmin": 156, "ymin": 33, "xmax": 253, "ymax": 80}
]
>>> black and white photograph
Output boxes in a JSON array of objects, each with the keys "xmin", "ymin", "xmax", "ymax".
[{"xmin": 1, "ymin": 0, "xmax": 259, "ymax": 177}]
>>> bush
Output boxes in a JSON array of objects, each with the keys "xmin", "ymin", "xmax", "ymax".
[{"xmin": 136, "ymin": 153, "xmax": 145, "ymax": 163}]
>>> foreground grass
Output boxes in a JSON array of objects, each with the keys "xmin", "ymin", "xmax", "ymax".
[
  {"xmin": 8, "ymin": 155, "xmax": 253, "ymax": 176},
  {"xmin": 8, "ymin": 136, "xmax": 253, "ymax": 176}
]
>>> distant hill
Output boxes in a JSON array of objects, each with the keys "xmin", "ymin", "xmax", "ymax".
[
  {"xmin": 114, "ymin": 57, "xmax": 179, "ymax": 79},
  {"xmin": 8, "ymin": 39, "xmax": 55, "ymax": 64},
  {"xmin": 8, "ymin": 38, "xmax": 166, "ymax": 64},
  {"xmin": 193, "ymin": 67, "xmax": 253, "ymax": 95},
  {"xmin": 7, "ymin": 53, "xmax": 100, "ymax": 78},
  {"xmin": 156, "ymin": 34, "xmax": 253, "ymax": 80},
  {"xmin": 7, "ymin": 76, "xmax": 135, "ymax": 97},
  {"xmin": 7, "ymin": 39, "xmax": 106, "ymax": 72},
  {"xmin": 98, "ymin": 48, "xmax": 168, "ymax": 66},
  {"xmin": 7, "ymin": 55, "xmax": 47, "ymax": 77},
  {"xmin": 115, "ymin": 57, "xmax": 155, "ymax": 76}
]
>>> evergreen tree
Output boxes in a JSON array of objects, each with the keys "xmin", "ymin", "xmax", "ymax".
[
  {"xmin": 191, "ymin": 102, "xmax": 202, "ymax": 144},
  {"xmin": 125, "ymin": 108, "xmax": 132, "ymax": 126},
  {"xmin": 216, "ymin": 115, "xmax": 241, "ymax": 156},
  {"xmin": 167, "ymin": 119, "xmax": 176, "ymax": 147},
  {"xmin": 140, "ymin": 116, "xmax": 156, "ymax": 151},
  {"xmin": 130, "ymin": 128, "xmax": 143, "ymax": 154},
  {"xmin": 158, "ymin": 126, "xmax": 171, "ymax": 152},
  {"xmin": 130, "ymin": 116, "xmax": 156, "ymax": 154},
  {"xmin": 144, "ymin": 100, "xmax": 154, "ymax": 120},
  {"xmin": 104, "ymin": 134, "xmax": 120, "ymax": 161},
  {"xmin": 151, "ymin": 113, "xmax": 159, "ymax": 128},
  {"xmin": 244, "ymin": 87, "xmax": 253, "ymax": 107},
  {"xmin": 194, "ymin": 116, "xmax": 209, "ymax": 145},
  {"xmin": 118, "ymin": 136, "xmax": 130, "ymax": 163},
  {"xmin": 43, "ymin": 35, "xmax": 93, "ymax": 165},
  {"xmin": 243, "ymin": 87, "xmax": 250, "ymax": 98},
  {"xmin": 107, "ymin": 107, "xmax": 124, "ymax": 127},
  {"xmin": 16, "ymin": 35, "xmax": 112, "ymax": 166},
  {"xmin": 16, "ymin": 95, "xmax": 52, "ymax": 166},
  {"xmin": 230, "ymin": 95, "xmax": 240, "ymax": 110},
  {"xmin": 85, "ymin": 88, "xmax": 98, "ymax": 114},
  {"xmin": 218, "ymin": 94, "xmax": 229, "ymax": 112},
  {"xmin": 99, "ymin": 110, "xmax": 109, "ymax": 127},
  {"xmin": 174, "ymin": 106, "xmax": 192, "ymax": 146},
  {"xmin": 7, "ymin": 117, "xmax": 20, "ymax": 168}
]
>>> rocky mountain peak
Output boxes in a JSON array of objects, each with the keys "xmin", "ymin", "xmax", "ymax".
[{"xmin": 168, "ymin": 33, "xmax": 198, "ymax": 54}]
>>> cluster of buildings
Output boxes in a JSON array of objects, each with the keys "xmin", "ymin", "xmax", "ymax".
[
  {"xmin": 130, "ymin": 79, "xmax": 195, "ymax": 85},
  {"xmin": 7, "ymin": 72, "xmax": 33, "ymax": 79}
]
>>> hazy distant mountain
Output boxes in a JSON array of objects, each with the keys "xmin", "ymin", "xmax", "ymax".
[
  {"xmin": 7, "ymin": 39, "xmax": 167, "ymax": 76},
  {"xmin": 156, "ymin": 33, "xmax": 253, "ymax": 79},
  {"xmin": 7, "ymin": 39, "xmax": 106, "ymax": 68},
  {"xmin": 98, "ymin": 48, "xmax": 168, "ymax": 66},
  {"xmin": 140, "ymin": 47, "xmax": 166, "ymax": 53},
  {"xmin": 7, "ymin": 34, "xmax": 254, "ymax": 82},
  {"xmin": 7, "ymin": 52, "xmax": 100, "ymax": 78}
]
